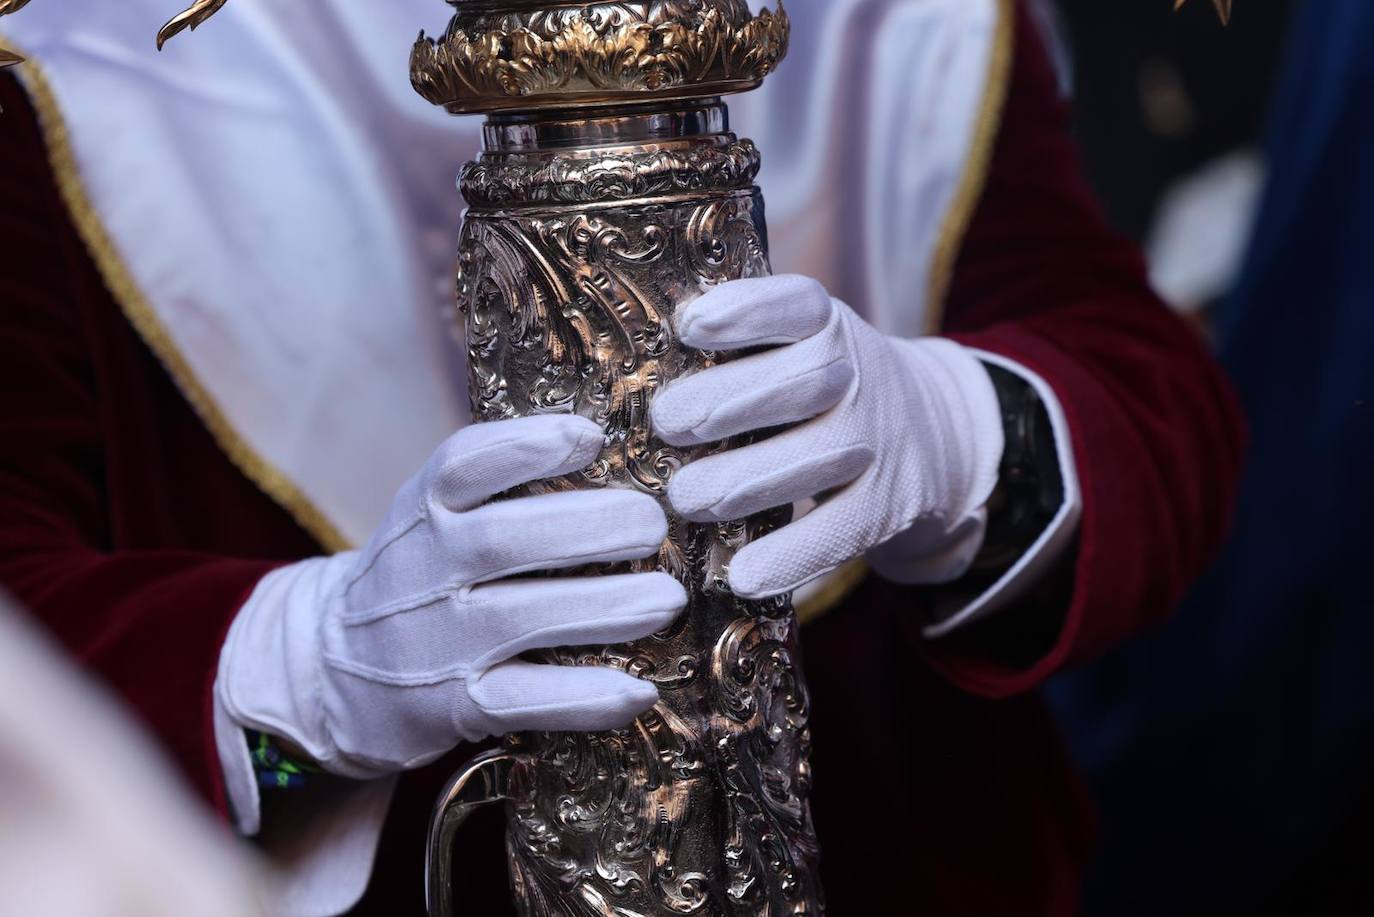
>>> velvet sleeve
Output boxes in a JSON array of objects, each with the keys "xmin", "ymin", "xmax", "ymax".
[
  {"xmin": 914, "ymin": 0, "xmax": 1247, "ymax": 697},
  {"xmin": 0, "ymin": 75, "xmax": 285, "ymax": 812}
]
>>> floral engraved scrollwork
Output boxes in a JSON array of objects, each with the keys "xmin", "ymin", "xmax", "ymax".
[
  {"xmin": 459, "ymin": 197, "xmax": 766, "ymax": 511},
  {"xmin": 411, "ymin": 0, "xmax": 790, "ymax": 112},
  {"xmin": 461, "ymin": 141, "xmax": 762, "ymax": 208},
  {"xmin": 459, "ymin": 166, "xmax": 821, "ymax": 911}
]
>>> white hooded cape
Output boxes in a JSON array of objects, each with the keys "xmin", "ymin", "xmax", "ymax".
[{"xmin": 1, "ymin": 0, "xmax": 1009, "ymax": 552}]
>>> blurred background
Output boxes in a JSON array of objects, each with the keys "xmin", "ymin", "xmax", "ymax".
[{"xmin": 1043, "ymin": 0, "xmax": 1374, "ymax": 913}]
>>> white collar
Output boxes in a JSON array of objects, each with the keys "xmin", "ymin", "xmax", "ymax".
[
  {"xmin": 3, "ymin": 0, "xmax": 1004, "ymax": 550},
  {"xmin": 5, "ymin": 0, "xmax": 480, "ymax": 548}
]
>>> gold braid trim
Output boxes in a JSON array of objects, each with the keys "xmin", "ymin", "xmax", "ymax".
[
  {"xmin": 923, "ymin": 0, "xmax": 1015, "ymax": 335},
  {"xmin": 5, "ymin": 45, "xmax": 351, "ymax": 552}
]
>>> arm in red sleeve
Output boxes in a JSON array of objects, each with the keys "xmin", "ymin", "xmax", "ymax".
[
  {"xmin": 917, "ymin": 0, "xmax": 1246, "ymax": 696},
  {"xmin": 0, "ymin": 74, "xmax": 294, "ymax": 812}
]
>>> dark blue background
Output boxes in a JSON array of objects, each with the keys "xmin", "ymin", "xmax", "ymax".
[{"xmin": 1049, "ymin": 0, "xmax": 1374, "ymax": 911}]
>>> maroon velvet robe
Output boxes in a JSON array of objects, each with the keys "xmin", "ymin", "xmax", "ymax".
[{"xmin": 0, "ymin": 4, "xmax": 1245, "ymax": 914}]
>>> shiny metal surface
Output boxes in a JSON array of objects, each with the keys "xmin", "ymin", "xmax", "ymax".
[
  {"xmin": 421, "ymin": 2, "xmax": 822, "ymax": 915},
  {"xmin": 426, "ymin": 750, "xmax": 519, "ymax": 916},
  {"xmin": 483, "ymin": 101, "xmax": 730, "ymax": 152},
  {"xmin": 410, "ymin": 0, "xmax": 790, "ymax": 114}
]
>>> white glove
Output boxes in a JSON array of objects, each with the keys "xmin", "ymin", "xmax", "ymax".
[
  {"xmin": 652, "ymin": 274, "xmax": 1005, "ymax": 599},
  {"xmin": 217, "ymin": 414, "xmax": 685, "ymax": 780}
]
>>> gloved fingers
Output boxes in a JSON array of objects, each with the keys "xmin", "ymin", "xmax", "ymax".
[
  {"xmin": 325, "ymin": 573, "xmax": 680, "ymax": 715},
  {"xmin": 464, "ymin": 572, "xmax": 686, "ymax": 668},
  {"xmin": 727, "ymin": 491, "xmax": 877, "ymax": 599},
  {"xmin": 427, "ymin": 414, "xmax": 605, "ymax": 512},
  {"xmin": 652, "ymin": 318, "xmax": 852, "ymax": 447},
  {"xmin": 677, "ymin": 274, "xmax": 833, "ymax": 351},
  {"xmin": 865, "ymin": 511, "xmax": 986, "ymax": 586},
  {"xmin": 451, "ymin": 488, "xmax": 668, "ymax": 583},
  {"xmin": 668, "ymin": 425, "xmax": 872, "ymax": 522},
  {"xmin": 469, "ymin": 660, "xmax": 659, "ymax": 734}
]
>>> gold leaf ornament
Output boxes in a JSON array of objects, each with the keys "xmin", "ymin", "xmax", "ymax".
[
  {"xmin": 1175, "ymin": 0, "xmax": 1234, "ymax": 24},
  {"xmin": 0, "ymin": 0, "xmax": 33, "ymax": 64},
  {"xmin": 155, "ymin": 0, "xmax": 228, "ymax": 50},
  {"xmin": 410, "ymin": 2, "xmax": 790, "ymax": 114},
  {"xmin": 0, "ymin": 0, "xmax": 231, "ymax": 52}
]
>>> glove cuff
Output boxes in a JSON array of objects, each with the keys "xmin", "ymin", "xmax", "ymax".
[
  {"xmin": 867, "ymin": 336, "xmax": 1004, "ymax": 585},
  {"xmin": 216, "ymin": 554, "xmax": 355, "ymax": 776},
  {"xmin": 899, "ymin": 336, "xmax": 1006, "ymax": 524}
]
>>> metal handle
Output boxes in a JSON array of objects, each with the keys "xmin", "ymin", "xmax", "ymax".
[{"xmin": 425, "ymin": 749, "xmax": 518, "ymax": 917}]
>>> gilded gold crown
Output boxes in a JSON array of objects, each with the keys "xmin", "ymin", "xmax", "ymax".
[{"xmin": 410, "ymin": 1, "xmax": 790, "ymax": 114}]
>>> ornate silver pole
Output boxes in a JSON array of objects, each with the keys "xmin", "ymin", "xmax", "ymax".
[{"xmin": 411, "ymin": 2, "xmax": 823, "ymax": 914}]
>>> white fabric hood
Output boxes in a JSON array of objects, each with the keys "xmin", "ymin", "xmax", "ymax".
[{"xmin": 2, "ymin": 0, "xmax": 1006, "ymax": 549}]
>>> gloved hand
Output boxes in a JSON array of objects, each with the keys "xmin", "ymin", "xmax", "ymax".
[
  {"xmin": 217, "ymin": 415, "xmax": 685, "ymax": 780},
  {"xmin": 652, "ymin": 274, "xmax": 1005, "ymax": 599}
]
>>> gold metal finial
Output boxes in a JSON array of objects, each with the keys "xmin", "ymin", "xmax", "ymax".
[
  {"xmin": 1175, "ymin": 0, "xmax": 1233, "ymax": 25},
  {"xmin": 410, "ymin": 0, "xmax": 790, "ymax": 115}
]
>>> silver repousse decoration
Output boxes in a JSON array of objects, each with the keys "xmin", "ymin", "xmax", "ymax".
[{"xmin": 419, "ymin": 3, "xmax": 824, "ymax": 915}]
